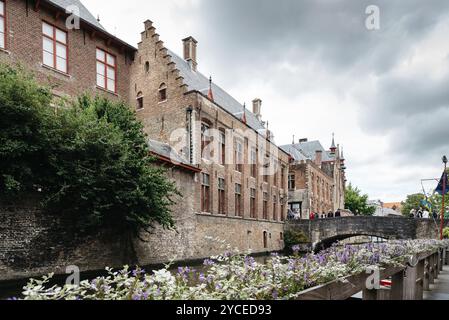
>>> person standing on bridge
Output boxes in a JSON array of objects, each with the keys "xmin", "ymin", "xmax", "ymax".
[{"xmin": 423, "ymin": 209, "xmax": 430, "ymax": 219}]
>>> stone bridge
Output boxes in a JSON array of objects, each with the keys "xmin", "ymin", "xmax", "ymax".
[{"xmin": 286, "ymin": 217, "xmax": 449, "ymax": 251}]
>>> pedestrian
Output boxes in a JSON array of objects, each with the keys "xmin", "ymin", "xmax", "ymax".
[
  {"xmin": 433, "ymin": 211, "xmax": 438, "ymax": 220},
  {"xmin": 309, "ymin": 212, "xmax": 315, "ymax": 220},
  {"xmin": 335, "ymin": 210, "xmax": 341, "ymax": 218},
  {"xmin": 423, "ymin": 209, "xmax": 430, "ymax": 219},
  {"xmin": 410, "ymin": 209, "xmax": 416, "ymax": 218},
  {"xmin": 322, "ymin": 212, "xmax": 326, "ymax": 219},
  {"xmin": 328, "ymin": 211, "xmax": 334, "ymax": 218},
  {"xmin": 417, "ymin": 208, "xmax": 423, "ymax": 218}
]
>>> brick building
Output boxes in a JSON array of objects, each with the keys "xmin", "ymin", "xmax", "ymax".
[
  {"xmin": 281, "ymin": 137, "xmax": 347, "ymax": 219},
  {"xmin": 130, "ymin": 21, "xmax": 290, "ymax": 258},
  {"xmin": 0, "ymin": 0, "xmax": 289, "ymax": 269}
]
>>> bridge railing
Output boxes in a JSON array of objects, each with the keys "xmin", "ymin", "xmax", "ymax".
[{"xmin": 295, "ymin": 246, "xmax": 449, "ymax": 300}]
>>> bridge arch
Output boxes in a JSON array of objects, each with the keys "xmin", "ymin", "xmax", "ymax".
[{"xmin": 286, "ymin": 216, "xmax": 447, "ymax": 252}]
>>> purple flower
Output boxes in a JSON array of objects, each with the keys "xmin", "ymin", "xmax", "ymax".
[
  {"xmin": 132, "ymin": 293, "xmax": 142, "ymax": 301},
  {"xmin": 203, "ymin": 259, "xmax": 215, "ymax": 266}
]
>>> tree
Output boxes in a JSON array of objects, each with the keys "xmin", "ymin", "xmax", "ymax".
[
  {"xmin": 401, "ymin": 193, "xmax": 426, "ymax": 216},
  {"xmin": 0, "ymin": 64, "xmax": 53, "ymax": 197},
  {"xmin": 345, "ymin": 184, "xmax": 376, "ymax": 216},
  {"xmin": 401, "ymin": 193, "xmax": 449, "ymax": 219},
  {"xmin": 0, "ymin": 64, "xmax": 178, "ymax": 242}
]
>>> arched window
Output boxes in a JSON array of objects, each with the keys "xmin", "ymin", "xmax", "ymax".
[
  {"xmin": 136, "ymin": 91, "xmax": 143, "ymax": 110},
  {"xmin": 158, "ymin": 83, "xmax": 167, "ymax": 102},
  {"xmin": 145, "ymin": 61, "xmax": 150, "ymax": 73}
]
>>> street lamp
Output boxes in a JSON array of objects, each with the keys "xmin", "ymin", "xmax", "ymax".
[{"xmin": 441, "ymin": 156, "xmax": 448, "ymax": 240}]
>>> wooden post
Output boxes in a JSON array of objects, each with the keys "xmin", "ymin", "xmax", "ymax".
[
  {"xmin": 415, "ymin": 260, "xmax": 424, "ymax": 300},
  {"xmin": 362, "ymin": 288, "xmax": 378, "ymax": 300},
  {"xmin": 439, "ymin": 249, "xmax": 444, "ymax": 272},
  {"xmin": 404, "ymin": 264, "xmax": 418, "ymax": 300},
  {"xmin": 391, "ymin": 271, "xmax": 405, "ymax": 300},
  {"xmin": 423, "ymin": 258, "xmax": 430, "ymax": 291},
  {"xmin": 429, "ymin": 254, "xmax": 435, "ymax": 285},
  {"xmin": 434, "ymin": 253, "xmax": 439, "ymax": 279},
  {"xmin": 363, "ymin": 288, "xmax": 391, "ymax": 300},
  {"xmin": 446, "ymin": 248, "xmax": 449, "ymax": 265}
]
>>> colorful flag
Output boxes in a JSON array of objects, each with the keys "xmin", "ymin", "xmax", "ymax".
[{"xmin": 435, "ymin": 171, "xmax": 449, "ymax": 195}]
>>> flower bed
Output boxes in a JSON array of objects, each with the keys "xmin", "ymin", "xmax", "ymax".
[{"xmin": 17, "ymin": 239, "xmax": 449, "ymax": 300}]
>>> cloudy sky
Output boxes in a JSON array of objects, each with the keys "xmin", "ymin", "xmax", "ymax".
[{"xmin": 83, "ymin": 0, "xmax": 449, "ymax": 202}]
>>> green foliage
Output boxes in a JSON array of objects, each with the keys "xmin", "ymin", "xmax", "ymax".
[
  {"xmin": 401, "ymin": 193, "xmax": 426, "ymax": 216},
  {"xmin": 284, "ymin": 230, "xmax": 309, "ymax": 250},
  {"xmin": 0, "ymin": 64, "xmax": 53, "ymax": 197},
  {"xmin": 443, "ymin": 228, "xmax": 449, "ymax": 239},
  {"xmin": 401, "ymin": 193, "xmax": 449, "ymax": 218},
  {"xmin": 0, "ymin": 64, "xmax": 178, "ymax": 236},
  {"xmin": 344, "ymin": 184, "xmax": 376, "ymax": 216}
]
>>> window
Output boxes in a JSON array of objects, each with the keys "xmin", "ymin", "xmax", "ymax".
[
  {"xmin": 42, "ymin": 22, "xmax": 68, "ymax": 73},
  {"xmin": 281, "ymin": 166, "xmax": 286, "ymax": 188},
  {"xmin": 288, "ymin": 174, "xmax": 296, "ymax": 190},
  {"xmin": 219, "ymin": 130, "xmax": 226, "ymax": 165},
  {"xmin": 250, "ymin": 148, "xmax": 257, "ymax": 178},
  {"xmin": 263, "ymin": 192, "xmax": 268, "ymax": 220},
  {"xmin": 273, "ymin": 195, "xmax": 278, "ymax": 221},
  {"xmin": 145, "ymin": 61, "xmax": 150, "ymax": 73},
  {"xmin": 273, "ymin": 160, "xmax": 278, "ymax": 187},
  {"xmin": 250, "ymin": 188, "xmax": 256, "ymax": 219},
  {"xmin": 263, "ymin": 154, "xmax": 270, "ymax": 183},
  {"xmin": 0, "ymin": 1, "xmax": 5, "ymax": 49},
  {"xmin": 201, "ymin": 122, "xmax": 211, "ymax": 160},
  {"xmin": 235, "ymin": 183, "xmax": 242, "ymax": 217},
  {"xmin": 263, "ymin": 231, "xmax": 268, "ymax": 249},
  {"xmin": 96, "ymin": 48, "xmax": 116, "ymax": 93},
  {"xmin": 136, "ymin": 92, "xmax": 143, "ymax": 110},
  {"xmin": 159, "ymin": 83, "xmax": 167, "ymax": 102},
  {"xmin": 235, "ymin": 139, "xmax": 243, "ymax": 172},
  {"xmin": 201, "ymin": 173, "xmax": 210, "ymax": 213},
  {"xmin": 280, "ymin": 203, "xmax": 285, "ymax": 222},
  {"xmin": 218, "ymin": 178, "xmax": 226, "ymax": 215}
]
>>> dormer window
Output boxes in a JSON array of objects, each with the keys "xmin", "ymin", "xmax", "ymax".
[{"xmin": 159, "ymin": 83, "xmax": 167, "ymax": 102}]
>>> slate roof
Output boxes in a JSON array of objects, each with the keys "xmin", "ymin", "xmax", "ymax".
[
  {"xmin": 168, "ymin": 50, "xmax": 266, "ymax": 133},
  {"xmin": 281, "ymin": 140, "xmax": 336, "ymax": 163},
  {"xmin": 148, "ymin": 139, "xmax": 192, "ymax": 167},
  {"xmin": 46, "ymin": 0, "xmax": 105, "ymax": 30}
]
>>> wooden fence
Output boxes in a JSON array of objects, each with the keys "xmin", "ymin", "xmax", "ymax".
[{"xmin": 296, "ymin": 246, "xmax": 449, "ymax": 300}]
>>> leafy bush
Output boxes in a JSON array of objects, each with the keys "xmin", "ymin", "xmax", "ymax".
[
  {"xmin": 17, "ymin": 239, "xmax": 449, "ymax": 300},
  {"xmin": 284, "ymin": 230, "xmax": 309, "ymax": 251},
  {"xmin": 0, "ymin": 64, "xmax": 178, "ymax": 237},
  {"xmin": 444, "ymin": 227, "xmax": 449, "ymax": 239},
  {"xmin": 0, "ymin": 64, "xmax": 53, "ymax": 197}
]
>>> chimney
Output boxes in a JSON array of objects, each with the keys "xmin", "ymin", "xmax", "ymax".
[
  {"xmin": 182, "ymin": 36, "xmax": 198, "ymax": 71},
  {"xmin": 299, "ymin": 138, "xmax": 308, "ymax": 143},
  {"xmin": 315, "ymin": 150, "xmax": 323, "ymax": 167},
  {"xmin": 252, "ymin": 98, "xmax": 262, "ymax": 121}
]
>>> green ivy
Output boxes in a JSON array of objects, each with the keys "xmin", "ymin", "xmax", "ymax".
[{"xmin": 0, "ymin": 64, "xmax": 178, "ymax": 238}]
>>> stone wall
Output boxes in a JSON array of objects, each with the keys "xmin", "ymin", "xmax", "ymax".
[{"xmin": 0, "ymin": 164, "xmax": 285, "ymax": 282}]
